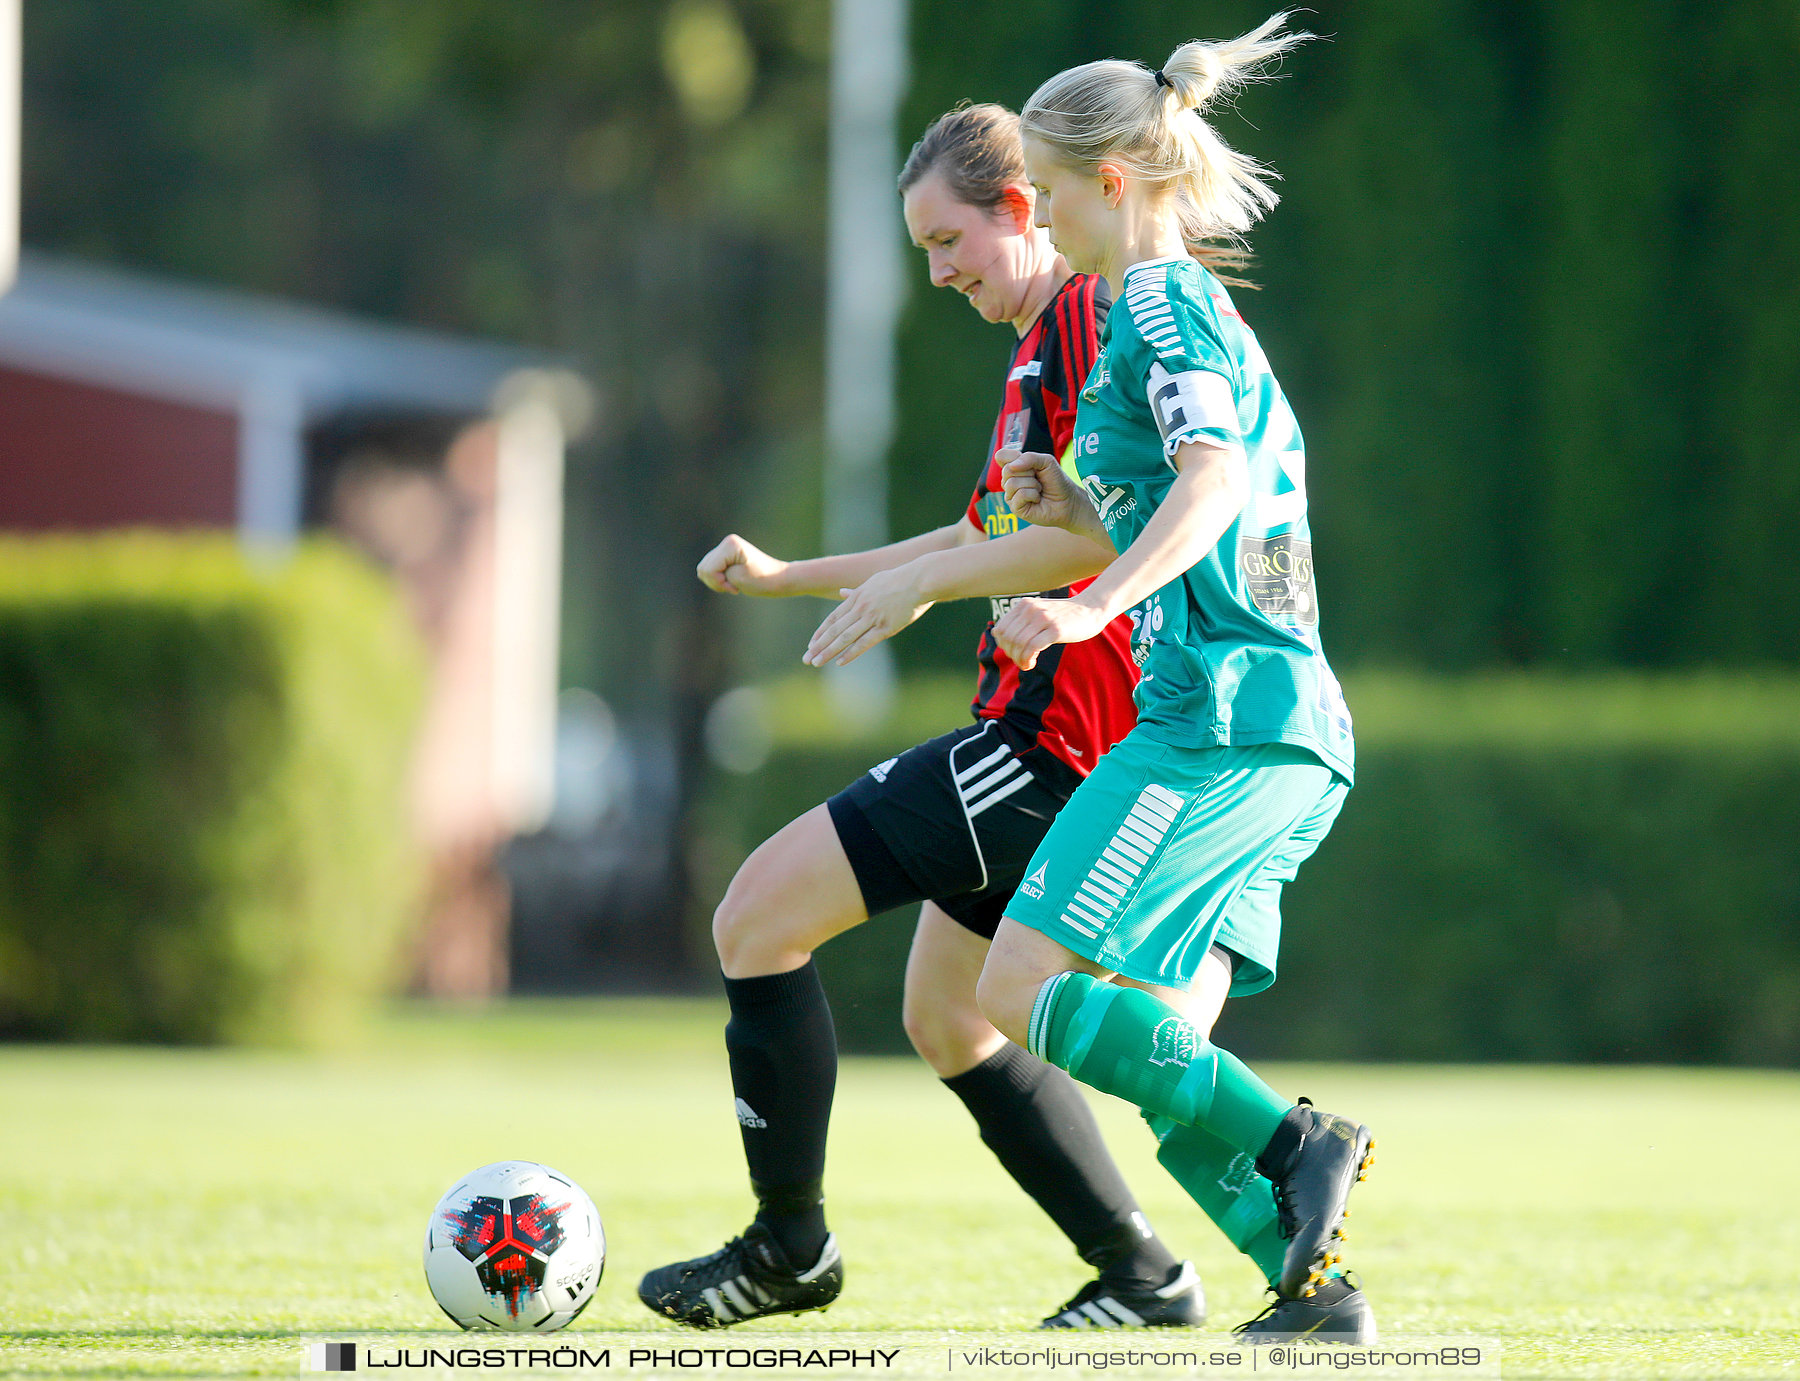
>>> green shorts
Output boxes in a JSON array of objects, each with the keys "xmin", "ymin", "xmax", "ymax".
[{"xmin": 1005, "ymin": 733, "xmax": 1347, "ymax": 993}]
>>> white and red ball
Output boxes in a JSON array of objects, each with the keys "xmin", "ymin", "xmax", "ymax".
[{"xmin": 423, "ymin": 1161, "xmax": 604, "ymax": 1331}]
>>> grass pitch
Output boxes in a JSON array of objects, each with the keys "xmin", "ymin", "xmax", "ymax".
[{"xmin": 2, "ymin": 999, "xmax": 1797, "ymax": 1378}]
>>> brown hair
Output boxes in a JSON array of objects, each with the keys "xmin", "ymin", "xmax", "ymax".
[
  {"xmin": 898, "ymin": 101, "xmax": 1025, "ymax": 212},
  {"xmin": 901, "ymin": 95, "xmax": 1262, "ymax": 285}
]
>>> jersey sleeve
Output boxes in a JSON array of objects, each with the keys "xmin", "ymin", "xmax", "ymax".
[
  {"xmin": 967, "ymin": 338, "xmax": 1017, "ymax": 528},
  {"xmin": 1120, "ymin": 266, "xmax": 1243, "ymax": 460},
  {"xmin": 1038, "ymin": 276, "xmax": 1107, "ymax": 460},
  {"xmin": 964, "ymin": 481, "xmax": 984, "ymax": 529},
  {"xmin": 965, "ymin": 438, "xmax": 997, "ymax": 528}
]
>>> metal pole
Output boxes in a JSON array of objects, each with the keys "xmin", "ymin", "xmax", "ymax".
[
  {"xmin": 822, "ymin": 0, "xmax": 907, "ymax": 725},
  {"xmin": 491, "ymin": 371, "xmax": 573, "ymax": 836},
  {"xmin": 0, "ymin": 0, "xmax": 19, "ymax": 297}
]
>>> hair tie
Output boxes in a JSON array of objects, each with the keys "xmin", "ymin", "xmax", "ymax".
[{"xmin": 1153, "ymin": 69, "xmax": 1172, "ymax": 89}]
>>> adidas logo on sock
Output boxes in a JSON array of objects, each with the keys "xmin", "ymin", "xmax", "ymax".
[
  {"xmin": 735, "ymin": 1098, "xmax": 767, "ymax": 1128},
  {"xmin": 1020, "ymin": 860, "xmax": 1048, "ymax": 899}
]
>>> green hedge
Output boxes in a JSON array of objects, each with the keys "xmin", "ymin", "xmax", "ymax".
[
  {"xmin": 0, "ymin": 535, "xmax": 425, "ymax": 1046},
  {"xmin": 697, "ymin": 674, "xmax": 1800, "ymax": 1064}
]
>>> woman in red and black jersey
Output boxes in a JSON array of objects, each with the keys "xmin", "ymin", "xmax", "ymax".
[{"xmin": 640, "ymin": 106, "xmax": 1204, "ymax": 1332}]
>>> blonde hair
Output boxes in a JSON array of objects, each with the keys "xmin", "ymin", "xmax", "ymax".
[{"xmin": 1020, "ymin": 12, "xmax": 1311, "ymax": 260}]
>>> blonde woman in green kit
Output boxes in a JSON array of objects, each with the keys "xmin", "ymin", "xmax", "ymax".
[{"xmin": 973, "ymin": 14, "xmax": 1380, "ymax": 1342}]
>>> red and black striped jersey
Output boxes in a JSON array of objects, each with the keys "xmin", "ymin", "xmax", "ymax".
[{"xmin": 962, "ymin": 273, "xmax": 1139, "ymax": 782}]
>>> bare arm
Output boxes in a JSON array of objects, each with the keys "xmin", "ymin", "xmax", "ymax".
[
  {"xmin": 805, "ymin": 520, "xmax": 1115, "ymax": 668},
  {"xmin": 697, "ymin": 523, "xmax": 967, "ymax": 599},
  {"xmin": 993, "ymin": 439, "xmax": 1246, "ymax": 669},
  {"xmin": 918, "ymin": 520, "xmax": 1113, "ymax": 601}
]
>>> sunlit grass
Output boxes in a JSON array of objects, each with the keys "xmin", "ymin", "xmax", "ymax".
[{"xmin": 3, "ymin": 999, "xmax": 1797, "ymax": 1377}]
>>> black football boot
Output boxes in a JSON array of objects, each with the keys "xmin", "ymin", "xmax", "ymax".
[
  {"xmin": 1256, "ymin": 1097, "xmax": 1375, "ymax": 1299},
  {"xmin": 638, "ymin": 1223, "xmax": 842, "ymax": 1328},
  {"xmin": 1039, "ymin": 1260, "xmax": 1206, "ymax": 1329},
  {"xmin": 1234, "ymin": 1274, "xmax": 1377, "ymax": 1343}
]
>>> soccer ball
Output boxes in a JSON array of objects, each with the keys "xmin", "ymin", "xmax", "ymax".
[{"xmin": 423, "ymin": 1161, "xmax": 605, "ymax": 1331}]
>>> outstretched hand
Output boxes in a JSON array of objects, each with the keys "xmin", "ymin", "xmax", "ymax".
[
  {"xmin": 1000, "ymin": 448, "xmax": 1101, "ymax": 535},
  {"xmin": 696, "ymin": 533, "xmax": 788, "ymax": 596},
  {"xmin": 991, "ymin": 595, "xmax": 1113, "ymax": 671},
  {"xmin": 804, "ymin": 566, "xmax": 934, "ymax": 667}
]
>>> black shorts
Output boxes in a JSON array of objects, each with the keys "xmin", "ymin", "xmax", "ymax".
[{"xmin": 826, "ymin": 719, "xmax": 1080, "ymax": 940}]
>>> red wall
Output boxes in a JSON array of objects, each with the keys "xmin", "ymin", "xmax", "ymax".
[{"xmin": 0, "ymin": 366, "xmax": 238, "ymax": 530}]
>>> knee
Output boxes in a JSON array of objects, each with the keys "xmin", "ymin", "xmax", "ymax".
[
  {"xmin": 710, "ymin": 864, "xmax": 778, "ymax": 973},
  {"xmin": 902, "ymin": 984, "xmax": 998, "ymax": 1077},
  {"xmin": 974, "ymin": 964, "xmax": 1029, "ymax": 1048},
  {"xmin": 899, "ymin": 987, "xmax": 937, "ymax": 1061},
  {"xmin": 710, "ymin": 890, "xmax": 750, "ymax": 972},
  {"xmin": 900, "ymin": 993, "xmax": 951, "ymax": 1071}
]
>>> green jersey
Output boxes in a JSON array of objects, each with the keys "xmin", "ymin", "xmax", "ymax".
[{"xmin": 1070, "ymin": 256, "xmax": 1353, "ymax": 781}]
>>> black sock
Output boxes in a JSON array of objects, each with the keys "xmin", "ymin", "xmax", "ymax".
[
  {"xmin": 943, "ymin": 1044, "xmax": 1179, "ymax": 1286},
  {"xmin": 723, "ymin": 960, "xmax": 836, "ymax": 1267}
]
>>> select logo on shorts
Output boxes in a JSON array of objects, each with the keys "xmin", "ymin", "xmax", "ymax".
[
  {"xmin": 309, "ymin": 1343, "xmax": 357, "ymax": 1372},
  {"xmin": 1019, "ymin": 860, "xmax": 1048, "ymax": 900},
  {"xmin": 1058, "ymin": 786, "xmax": 1185, "ymax": 939}
]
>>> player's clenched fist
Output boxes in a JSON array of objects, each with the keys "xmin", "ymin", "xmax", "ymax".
[
  {"xmin": 999, "ymin": 448, "xmax": 1100, "ymax": 535},
  {"xmin": 992, "ymin": 594, "xmax": 1114, "ymax": 671},
  {"xmin": 697, "ymin": 533, "xmax": 789, "ymax": 595}
]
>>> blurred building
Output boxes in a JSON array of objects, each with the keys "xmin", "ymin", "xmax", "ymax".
[{"xmin": 0, "ymin": 251, "xmax": 584, "ymax": 998}]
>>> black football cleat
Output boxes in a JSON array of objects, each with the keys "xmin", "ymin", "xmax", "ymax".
[
  {"xmin": 1039, "ymin": 1260, "xmax": 1205, "ymax": 1330},
  {"xmin": 1260, "ymin": 1098, "xmax": 1375, "ymax": 1299},
  {"xmin": 638, "ymin": 1223, "xmax": 842, "ymax": 1328},
  {"xmin": 1233, "ymin": 1274, "xmax": 1377, "ymax": 1344}
]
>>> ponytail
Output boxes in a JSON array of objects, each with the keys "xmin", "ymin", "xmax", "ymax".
[{"xmin": 1020, "ymin": 12, "xmax": 1312, "ymax": 256}]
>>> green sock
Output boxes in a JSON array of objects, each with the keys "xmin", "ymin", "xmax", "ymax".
[
  {"xmin": 1026, "ymin": 970, "xmax": 1290, "ymax": 1157},
  {"xmin": 1145, "ymin": 1113, "xmax": 1286, "ymax": 1288}
]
